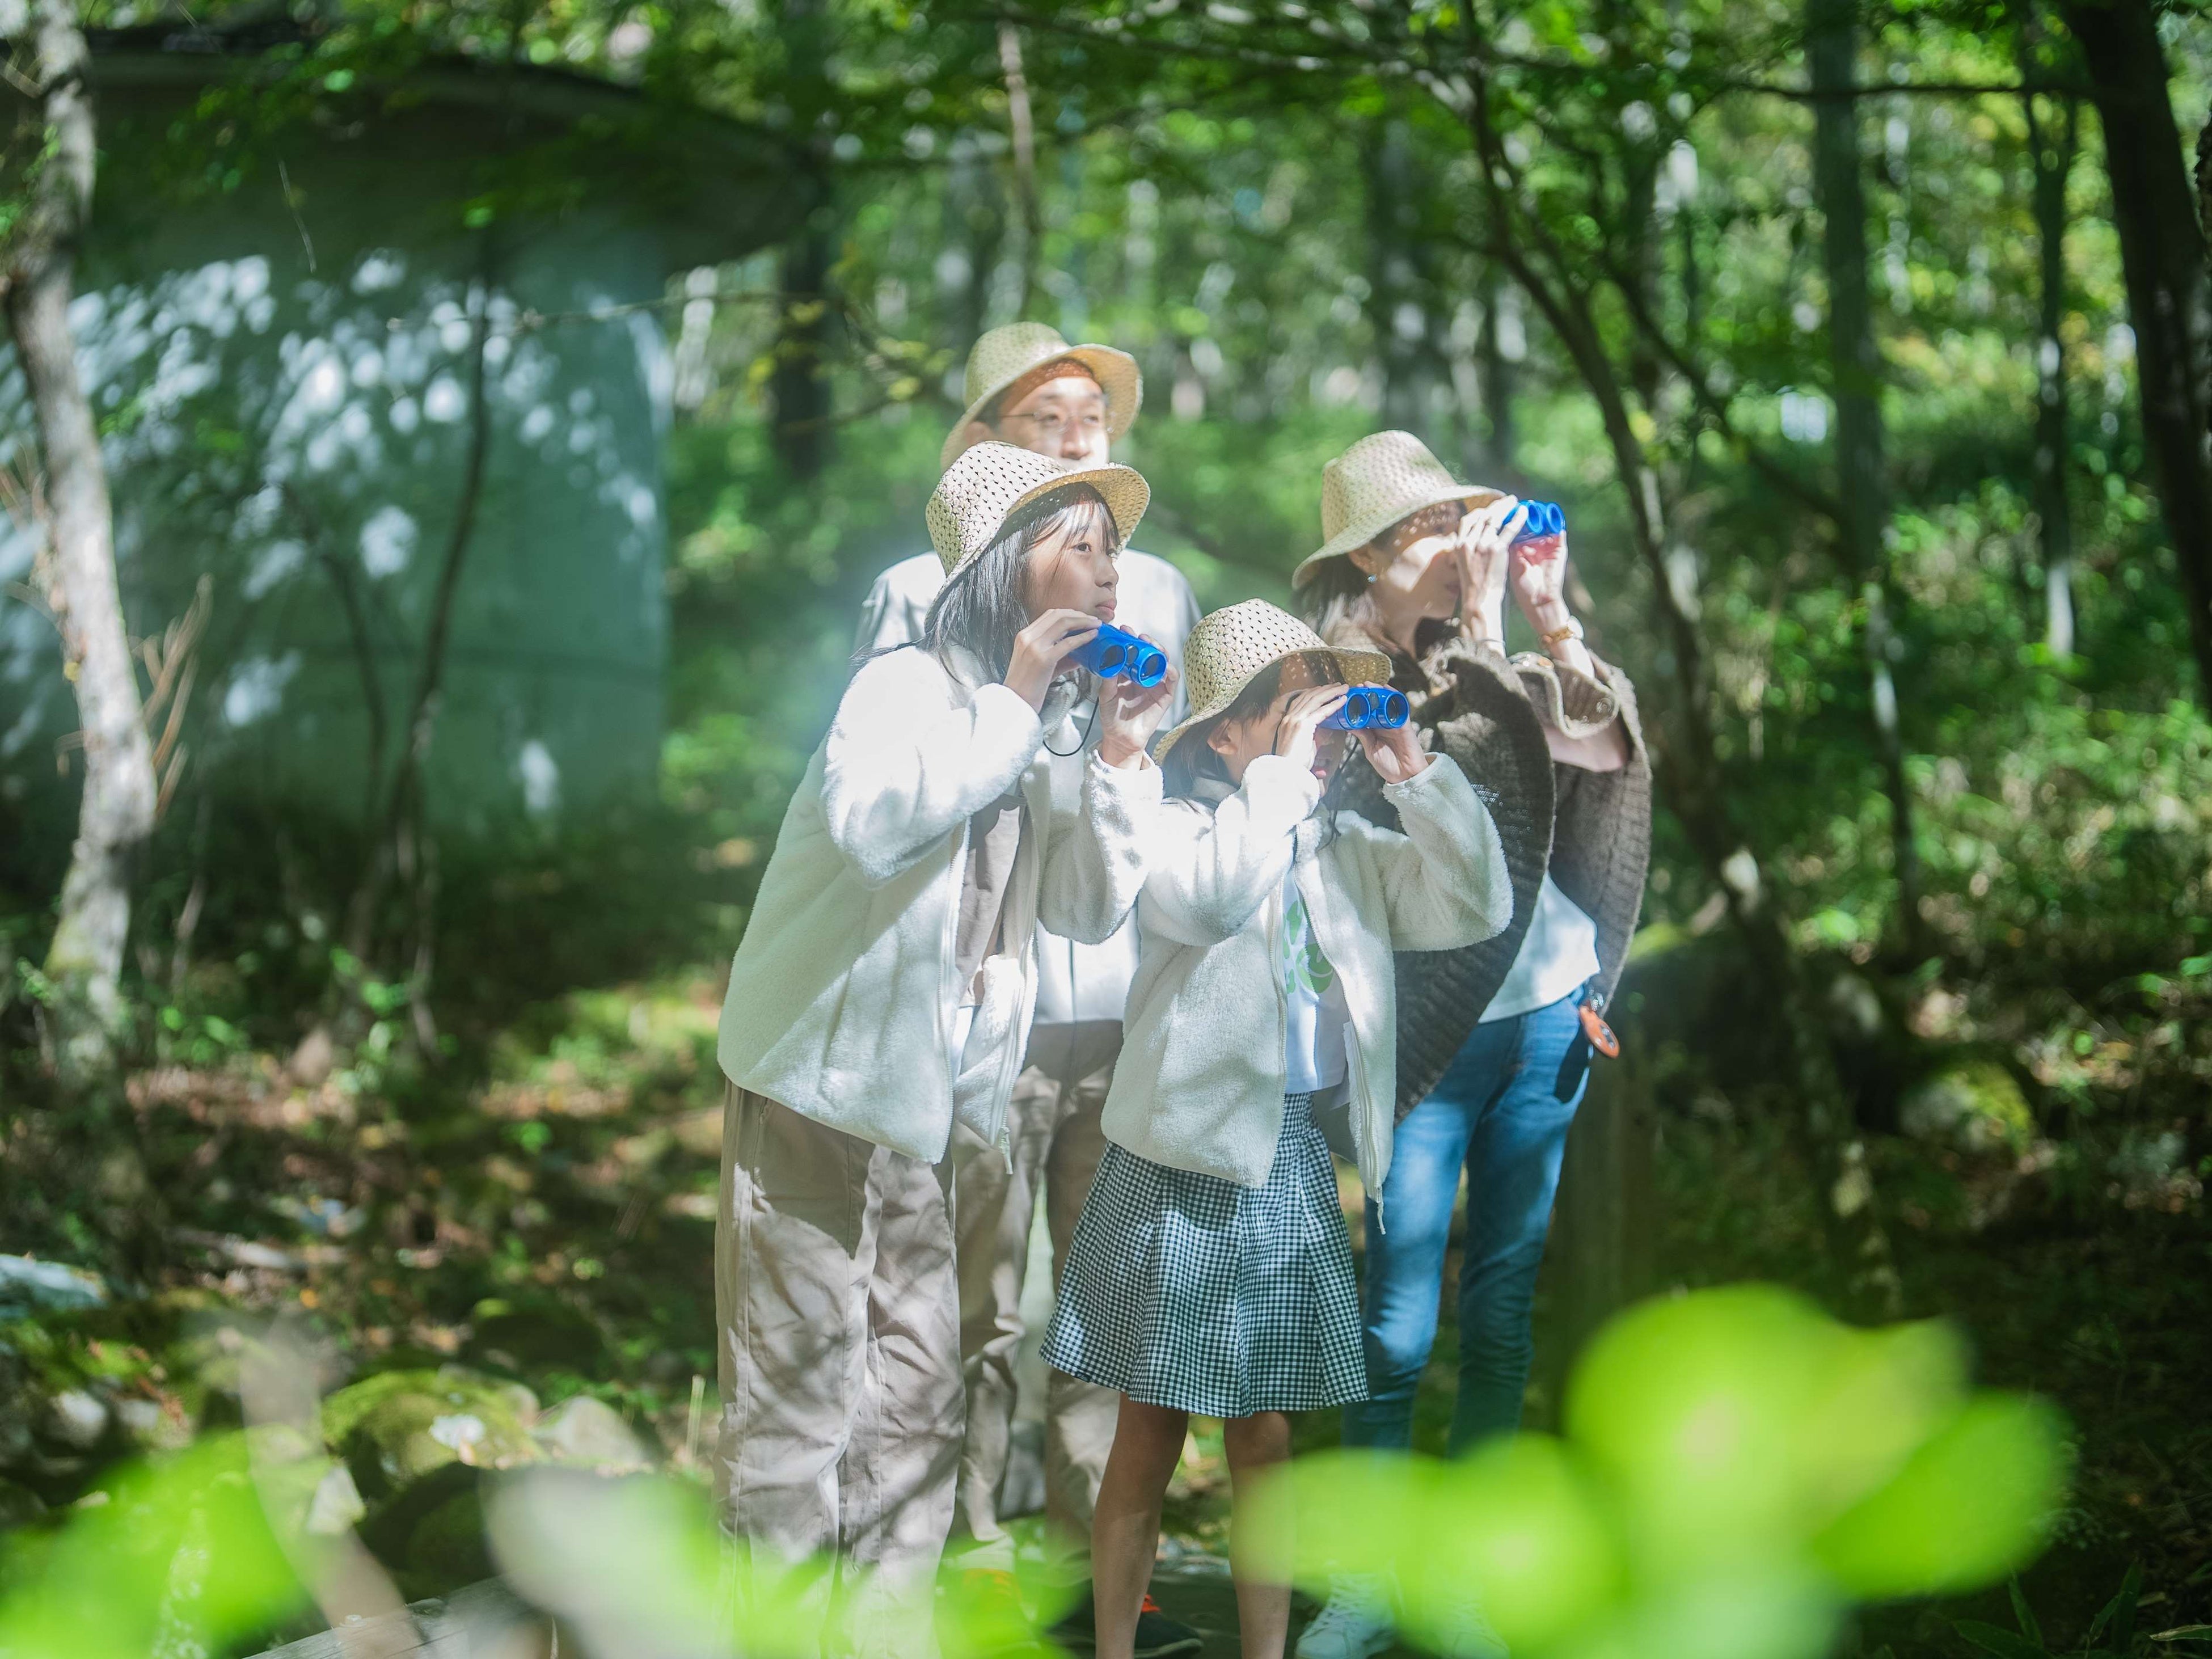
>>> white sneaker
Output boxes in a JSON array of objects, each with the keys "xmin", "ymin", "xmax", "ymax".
[
  {"xmin": 1429, "ymin": 1579, "xmax": 1508, "ymax": 1659},
  {"xmin": 1296, "ymin": 1577, "xmax": 1397, "ymax": 1659}
]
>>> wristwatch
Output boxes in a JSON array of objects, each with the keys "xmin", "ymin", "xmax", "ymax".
[{"xmin": 1539, "ymin": 616, "xmax": 1585, "ymax": 649}]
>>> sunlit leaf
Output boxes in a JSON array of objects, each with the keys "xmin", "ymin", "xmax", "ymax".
[
  {"xmin": 0, "ymin": 1436, "xmax": 305, "ymax": 1659},
  {"xmin": 1811, "ymin": 1394, "xmax": 2070, "ymax": 1597}
]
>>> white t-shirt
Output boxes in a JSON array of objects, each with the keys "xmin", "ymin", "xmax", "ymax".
[
  {"xmin": 1281, "ymin": 871, "xmax": 1350, "ymax": 1094},
  {"xmin": 1481, "ymin": 873, "xmax": 1600, "ymax": 1024}
]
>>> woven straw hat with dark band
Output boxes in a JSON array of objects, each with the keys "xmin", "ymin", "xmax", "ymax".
[
  {"xmin": 942, "ymin": 322, "xmax": 1144, "ymax": 470},
  {"xmin": 926, "ymin": 442, "xmax": 1150, "ymax": 582},
  {"xmin": 1150, "ymin": 599, "xmax": 1392, "ymax": 765},
  {"xmin": 1291, "ymin": 429, "xmax": 1506, "ymax": 589}
]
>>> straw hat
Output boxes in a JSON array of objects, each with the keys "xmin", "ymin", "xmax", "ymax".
[
  {"xmin": 1151, "ymin": 600, "xmax": 1393, "ymax": 765},
  {"xmin": 941, "ymin": 322, "xmax": 1143, "ymax": 469},
  {"xmin": 1290, "ymin": 430, "xmax": 1506, "ymax": 588},
  {"xmin": 926, "ymin": 441, "xmax": 1150, "ymax": 582}
]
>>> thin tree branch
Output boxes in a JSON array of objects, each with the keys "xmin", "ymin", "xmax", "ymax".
[
  {"xmin": 1580, "ymin": 239, "xmax": 1849, "ymax": 524},
  {"xmin": 1716, "ymin": 74, "xmax": 2091, "ymax": 100}
]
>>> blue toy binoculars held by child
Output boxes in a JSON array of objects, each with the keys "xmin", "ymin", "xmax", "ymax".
[
  {"xmin": 1319, "ymin": 685, "xmax": 1410, "ymax": 731},
  {"xmin": 1070, "ymin": 623, "xmax": 1169, "ymax": 687},
  {"xmin": 1511, "ymin": 500, "xmax": 1566, "ymax": 543}
]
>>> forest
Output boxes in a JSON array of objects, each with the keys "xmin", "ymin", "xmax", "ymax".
[{"xmin": 0, "ymin": 0, "xmax": 2209, "ymax": 1653}]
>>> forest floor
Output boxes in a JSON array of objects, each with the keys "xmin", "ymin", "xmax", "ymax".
[{"xmin": 3, "ymin": 966, "xmax": 2206, "ymax": 1656}]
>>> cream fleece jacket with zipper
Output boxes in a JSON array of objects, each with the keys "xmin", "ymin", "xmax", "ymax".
[
  {"xmin": 1102, "ymin": 752, "xmax": 1510, "ymax": 1197},
  {"xmin": 716, "ymin": 645, "xmax": 1162, "ymax": 1165}
]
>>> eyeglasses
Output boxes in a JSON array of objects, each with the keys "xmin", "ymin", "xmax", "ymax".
[{"xmin": 998, "ymin": 409, "xmax": 1108, "ymax": 438}]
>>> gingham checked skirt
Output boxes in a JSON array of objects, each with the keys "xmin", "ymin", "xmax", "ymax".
[{"xmin": 1041, "ymin": 1092, "xmax": 1366, "ymax": 1417}]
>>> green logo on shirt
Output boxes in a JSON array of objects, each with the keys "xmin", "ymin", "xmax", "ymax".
[{"xmin": 1283, "ymin": 890, "xmax": 1336, "ymax": 997}]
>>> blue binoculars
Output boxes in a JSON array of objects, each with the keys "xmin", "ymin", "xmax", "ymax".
[
  {"xmin": 1319, "ymin": 685, "xmax": 1410, "ymax": 731},
  {"xmin": 1070, "ymin": 622, "xmax": 1168, "ymax": 687},
  {"xmin": 1512, "ymin": 501, "xmax": 1565, "ymax": 542}
]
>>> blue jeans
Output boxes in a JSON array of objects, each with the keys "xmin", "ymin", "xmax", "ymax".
[{"xmin": 1341, "ymin": 993, "xmax": 1590, "ymax": 1455}]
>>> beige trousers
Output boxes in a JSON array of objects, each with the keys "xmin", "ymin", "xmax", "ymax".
[
  {"xmin": 949, "ymin": 1037, "xmax": 1122, "ymax": 1574},
  {"xmin": 716, "ymin": 1086, "xmax": 963, "ymax": 1658}
]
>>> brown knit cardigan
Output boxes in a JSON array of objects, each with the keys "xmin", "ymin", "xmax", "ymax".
[{"xmin": 1325, "ymin": 623, "xmax": 1654, "ymax": 1120}]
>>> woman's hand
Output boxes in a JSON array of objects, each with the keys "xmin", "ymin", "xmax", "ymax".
[
  {"xmin": 1508, "ymin": 531, "xmax": 1599, "ymax": 677},
  {"xmin": 1358, "ymin": 721, "xmax": 1432, "ymax": 785},
  {"xmin": 1508, "ymin": 526, "xmax": 1571, "ymax": 626},
  {"xmin": 1004, "ymin": 609, "xmax": 1101, "ymax": 711},
  {"xmin": 1451, "ymin": 497, "xmax": 1520, "ymax": 647},
  {"xmin": 1096, "ymin": 660, "xmax": 1178, "ymax": 769},
  {"xmin": 1272, "ymin": 685, "xmax": 1350, "ymax": 779}
]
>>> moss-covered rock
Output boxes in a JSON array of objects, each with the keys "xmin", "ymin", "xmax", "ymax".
[
  {"xmin": 358, "ymin": 1461, "xmax": 496, "ymax": 1601},
  {"xmin": 324, "ymin": 1366, "xmax": 542, "ymax": 1501},
  {"xmin": 1900, "ymin": 1060, "xmax": 2036, "ymax": 1154}
]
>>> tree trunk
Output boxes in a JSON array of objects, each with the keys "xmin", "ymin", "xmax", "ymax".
[
  {"xmin": 770, "ymin": 0, "xmax": 837, "ymax": 481},
  {"xmin": 3, "ymin": 0, "xmax": 158, "ymax": 1085},
  {"xmin": 771, "ymin": 214, "xmax": 838, "ymax": 482},
  {"xmin": 2024, "ymin": 77, "xmax": 2080, "ymax": 657},
  {"xmin": 1365, "ymin": 116, "xmax": 1432, "ymax": 437},
  {"xmin": 1535, "ymin": 1042, "xmax": 1658, "ymax": 1416},
  {"xmin": 1476, "ymin": 263, "xmax": 1517, "ymax": 471},
  {"xmin": 2198, "ymin": 116, "xmax": 2212, "ymax": 272},
  {"xmin": 998, "ymin": 23, "xmax": 1044, "ymax": 320},
  {"xmin": 1809, "ymin": 0, "xmax": 1927, "ymax": 960},
  {"xmin": 947, "ymin": 137, "xmax": 1007, "ymax": 361},
  {"xmin": 2062, "ymin": 0, "xmax": 2212, "ymax": 705},
  {"xmin": 341, "ymin": 276, "xmax": 492, "ymax": 985}
]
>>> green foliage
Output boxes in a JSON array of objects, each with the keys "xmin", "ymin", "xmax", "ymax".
[
  {"xmin": 1955, "ymin": 1563, "xmax": 2212, "ymax": 1657},
  {"xmin": 0, "ymin": 1435, "xmax": 306, "ymax": 1659},
  {"xmin": 1257, "ymin": 1287, "xmax": 2070, "ymax": 1659},
  {"xmin": 0, "ymin": 1286, "xmax": 2072, "ymax": 1657}
]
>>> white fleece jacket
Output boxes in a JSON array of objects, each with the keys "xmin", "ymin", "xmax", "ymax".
[
  {"xmin": 1102, "ymin": 752, "xmax": 1510, "ymax": 1196},
  {"xmin": 716, "ymin": 645, "xmax": 1162, "ymax": 1163}
]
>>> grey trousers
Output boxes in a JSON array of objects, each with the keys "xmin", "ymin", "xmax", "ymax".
[
  {"xmin": 716, "ymin": 1085, "xmax": 962, "ymax": 1657},
  {"xmin": 949, "ymin": 1041, "xmax": 1121, "ymax": 1574}
]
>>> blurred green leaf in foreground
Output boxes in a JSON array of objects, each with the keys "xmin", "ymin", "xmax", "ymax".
[
  {"xmin": 0, "ymin": 1286, "xmax": 2067, "ymax": 1658},
  {"xmin": 1251, "ymin": 1285, "xmax": 2071, "ymax": 1659},
  {"xmin": 0, "ymin": 1434, "xmax": 305, "ymax": 1659}
]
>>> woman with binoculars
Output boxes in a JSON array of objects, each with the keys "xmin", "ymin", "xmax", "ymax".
[
  {"xmin": 710, "ymin": 440, "xmax": 1178, "ymax": 1654},
  {"xmin": 1292, "ymin": 432, "xmax": 1655, "ymax": 1659}
]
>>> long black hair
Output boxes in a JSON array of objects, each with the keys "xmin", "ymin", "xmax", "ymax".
[
  {"xmin": 914, "ymin": 484, "xmax": 1120, "ymax": 682},
  {"xmin": 1298, "ymin": 499, "xmax": 1464, "ymax": 658}
]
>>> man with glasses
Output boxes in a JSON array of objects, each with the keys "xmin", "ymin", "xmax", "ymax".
[{"xmin": 857, "ymin": 323, "xmax": 1202, "ymax": 1658}]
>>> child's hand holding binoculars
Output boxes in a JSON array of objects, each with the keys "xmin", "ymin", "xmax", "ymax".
[
  {"xmin": 1006, "ymin": 609, "xmax": 1103, "ymax": 710},
  {"xmin": 1357, "ymin": 720, "xmax": 1430, "ymax": 785},
  {"xmin": 1096, "ymin": 656, "xmax": 1177, "ymax": 770}
]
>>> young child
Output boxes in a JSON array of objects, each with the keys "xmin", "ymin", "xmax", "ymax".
[
  {"xmin": 1041, "ymin": 600, "xmax": 1512, "ymax": 1659},
  {"xmin": 712, "ymin": 442, "xmax": 1175, "ymax": 1654}
]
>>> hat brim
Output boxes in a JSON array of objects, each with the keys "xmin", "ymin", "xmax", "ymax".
[
  {"xmin": 940, "ymin": 344, "xmax": 1143, "ymax": 470},
  {"xmin": 1150, "ymin": 643, "xmax": 1397, "ymax": 766},
  {"xmin": 939, "ymin": 461, "xmax": 1151, "ymax": 582},
  {"xmin": 1290, "ymin": 483, "xmax": 1508, "ymax": 589}
]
